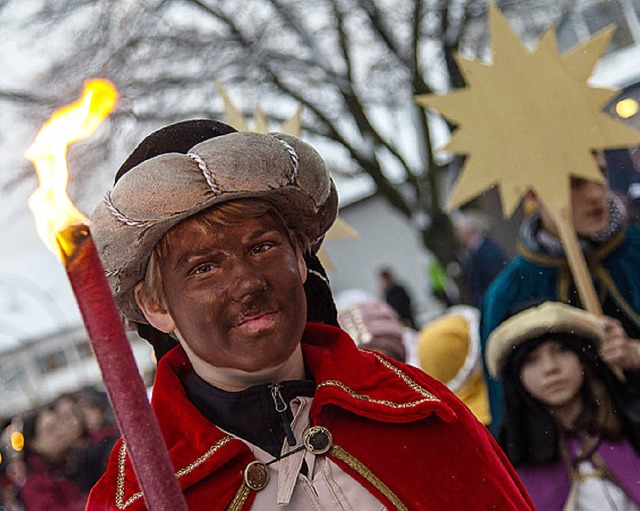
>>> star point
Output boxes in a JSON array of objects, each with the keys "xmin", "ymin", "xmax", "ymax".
[{"xmin": 416, "ymin": 3, "xmax": 640, "ymax": 220}]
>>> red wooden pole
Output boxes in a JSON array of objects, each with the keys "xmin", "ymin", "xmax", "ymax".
[{"xmin": 58, "ymin": 223, "xmax": 187, "ymax": 511}]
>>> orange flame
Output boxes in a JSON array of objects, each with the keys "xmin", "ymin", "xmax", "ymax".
[{"xmin": 25, "ymin": 79, "xmax": 118, "ymax": 260}]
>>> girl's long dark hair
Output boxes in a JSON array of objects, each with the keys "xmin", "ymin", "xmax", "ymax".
[{"xmin": 499, "ymin": 334, "xmax": 640, "ymax": 466}]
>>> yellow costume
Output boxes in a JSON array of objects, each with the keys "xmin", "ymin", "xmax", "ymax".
[{"xmin": 417, "ymin": 307, "xmax": 491, "ymax": 425}]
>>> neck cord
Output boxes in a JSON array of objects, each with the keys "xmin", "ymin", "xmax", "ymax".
[{"xmin": 265, "ymin": 444, "xmax": 306, "ymax": 467}]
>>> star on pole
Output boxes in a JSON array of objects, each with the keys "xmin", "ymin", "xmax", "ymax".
[{"xmin": 416, "ymin": 3, "xmax": 640, "ymax": 314}]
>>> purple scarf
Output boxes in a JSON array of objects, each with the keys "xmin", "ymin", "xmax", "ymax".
[{"xmin": 516, "ymin": 437, "xmax": 640, "ymax": 511}]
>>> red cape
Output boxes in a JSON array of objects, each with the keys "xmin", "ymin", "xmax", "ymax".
[{"xmin": 87, "ymin": 323, "xmax": 533, "ymax": 510}]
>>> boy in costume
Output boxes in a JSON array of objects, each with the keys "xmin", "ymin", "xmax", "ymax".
[{"xmin": 86, "ymin": 119, "xmax": 533, "ymax": 510}]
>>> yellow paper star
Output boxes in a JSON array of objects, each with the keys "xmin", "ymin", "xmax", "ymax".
[
  {"xmin": 416, "ymin": 3, "xmax": 640, "ymax": 218},
  {"xmin": 215, "ymin": 79, "xmax": 302, "ymax": 136}
]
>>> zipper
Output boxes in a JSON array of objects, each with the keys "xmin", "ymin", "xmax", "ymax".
[{"xmin": 269, "ymin": 383, "xmax": 297, "ymax": 447}]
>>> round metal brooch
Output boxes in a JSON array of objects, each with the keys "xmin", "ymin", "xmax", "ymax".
[
  {"xmin": 243, "ymin": 460, "xmax": 269, "ymax": 491},
  {"xmin": 302, "ymin": 426, "xmax": 333, "ymax": 455}
]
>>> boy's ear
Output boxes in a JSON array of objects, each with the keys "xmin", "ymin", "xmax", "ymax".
[
  {"xmin": 295, "ymin": 245, "xmax": 307, "ymax": 284},
  {"xmin": 134, "ymin": 282, "xmax": 176, "ymax": 334}
]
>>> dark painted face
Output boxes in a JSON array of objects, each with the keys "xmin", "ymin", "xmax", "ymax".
[{"xmin": 151, "ymin": 211, "xmax": 308, "ymax": 372}]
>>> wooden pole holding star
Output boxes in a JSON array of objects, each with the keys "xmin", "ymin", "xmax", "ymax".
[{"xmin": 415, "ymin": 2, "xmax": 640, "ymax": 316}]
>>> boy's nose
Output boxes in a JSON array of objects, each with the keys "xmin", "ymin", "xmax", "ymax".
[{"xmin": 229, "ymin": 259, "xmax": 268, "ymax": 301}]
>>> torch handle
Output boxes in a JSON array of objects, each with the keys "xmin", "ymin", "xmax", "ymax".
[{"xmin": 63, "ymin": 228, "xmax": 187, "ymax": 510}]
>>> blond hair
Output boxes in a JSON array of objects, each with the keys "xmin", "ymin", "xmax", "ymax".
[{"xmin": 137, "ymin": 199, "xmax": 309, "ymax": 309}]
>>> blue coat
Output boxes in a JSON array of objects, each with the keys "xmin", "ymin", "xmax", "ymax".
[
  {"xmin": 462, "ymin": 236, "xmax": 509, "ymax": 307},
  {"xmin": 480, "ymin": 225, "xmax": 640, "ymax": 433}
]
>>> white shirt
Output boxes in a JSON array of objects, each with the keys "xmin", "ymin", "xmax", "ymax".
[
  {"xmin": 239, "ymin": 395, "xmax": 387, "ymax": 510},
  {"xmin": 566, "ymin": 460, "xmax": 640, "ymax": 511}
]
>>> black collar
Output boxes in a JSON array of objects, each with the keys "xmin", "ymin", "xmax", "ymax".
[{"xmin": 184, "ymin": 371, "xmax": 315, "ymax": 457}]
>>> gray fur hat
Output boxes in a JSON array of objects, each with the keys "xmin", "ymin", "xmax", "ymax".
[{"xmin": 91, "ymin": 124, "xmax": 338, "ymax": 324}]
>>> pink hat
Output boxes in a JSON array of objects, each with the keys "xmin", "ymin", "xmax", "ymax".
[{"xmin": 338, "ymin": 300, "xmax": 406, "ymax": 362}]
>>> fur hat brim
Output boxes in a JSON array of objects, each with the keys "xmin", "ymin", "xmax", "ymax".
[{"xmin": 485, "ymin": 301, "xmax": 604, "ymax": 379}]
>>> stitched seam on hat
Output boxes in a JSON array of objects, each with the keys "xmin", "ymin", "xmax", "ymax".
[
  {"xmin": 188, "ymin": 152, "xmax": 221, "ymax": 194},
  {"xmin": 271, "ymin": 135, "xmax": 299, "ymax": 184},
  {"xmin": 341, "ymin": 306, "xmax": 372, "ymax": 345},
  {"xmin": 104, "ymin": 192, "xmax": 153, "ymax": 228}
]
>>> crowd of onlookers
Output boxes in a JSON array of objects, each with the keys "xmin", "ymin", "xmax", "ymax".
[{"xmin": 0, "ymin": 387, "xmax": 118, "ymax": 511}]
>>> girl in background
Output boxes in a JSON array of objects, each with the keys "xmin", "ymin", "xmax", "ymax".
[{"xmin": 486, "ymin": 301, "xmax": 640, "ymax": 511}]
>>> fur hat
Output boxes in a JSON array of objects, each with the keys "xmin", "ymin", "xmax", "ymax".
[
  {"xmin": 338, "ymin": 299, "xmax": 407, "ymax": 363},
  {"xmin": 91, "ymin": 120, "xmax": 338, "ymax": 324},
  {"xmin": 485, "ymin": 301, "xmax": 604, "ymax": 378}
]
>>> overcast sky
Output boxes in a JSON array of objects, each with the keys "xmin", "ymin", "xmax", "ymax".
[{"xmin": 0, "ymin": 5, "xmax": 89, "ymax": 349}]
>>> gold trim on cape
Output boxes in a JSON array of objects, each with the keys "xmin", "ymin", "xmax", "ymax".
[
  {"xmin": 317, "ymin": 352, "xmax": 439, "ymax": 408},
  {"xmin": 330, "ymin": 445, "xmax": 408, "ymax": 511},
  {"xmin": 557, "ymin": 268, "xmax": 570, "ymax": 303},
  {"xmin": 115, "ymin": 436, "xmax": 235, "ymax": 509},
  {"xmin": 225, "ymin": 483, "xmax": 251, "ymax": 511}
]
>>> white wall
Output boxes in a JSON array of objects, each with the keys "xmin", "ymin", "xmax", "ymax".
[
  {"xmin": 0, "ymin": 327, "xmax": 155, "ymax": 417},
  {"xmin": 323, "ymin": 195, "xmax": 444, "ymax": 326}
]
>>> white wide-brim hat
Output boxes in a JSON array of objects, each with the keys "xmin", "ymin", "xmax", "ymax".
[{"xmin": 485, "ymin": 301, "xmax": 604, "ymax": 378}]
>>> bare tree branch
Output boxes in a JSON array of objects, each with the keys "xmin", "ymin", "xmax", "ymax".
[{"xmin": 0, "ymin": 0, "xmax": 572, "ymax": 266}]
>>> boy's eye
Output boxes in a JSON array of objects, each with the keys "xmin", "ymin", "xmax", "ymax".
[
  {"xmin": 570, "ymin": 177, "xmax": 587, "ymax": 189},
  {"xmin": 192, "ymin": 263, "xmax": 214, "ymax": 275},
  {"xmin": 252, "ymin": 243, "xmax": 274, "ymax": 255}
]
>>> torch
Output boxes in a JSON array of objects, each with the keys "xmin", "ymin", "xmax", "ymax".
[{"xmin": 25, "ymin": 79, "xmax": 187, "ymax": 510}]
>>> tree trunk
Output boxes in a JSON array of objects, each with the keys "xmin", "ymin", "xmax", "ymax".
[{"xmin": 421, "ymin": 210, "xmax": 457, "ymax": 266}]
